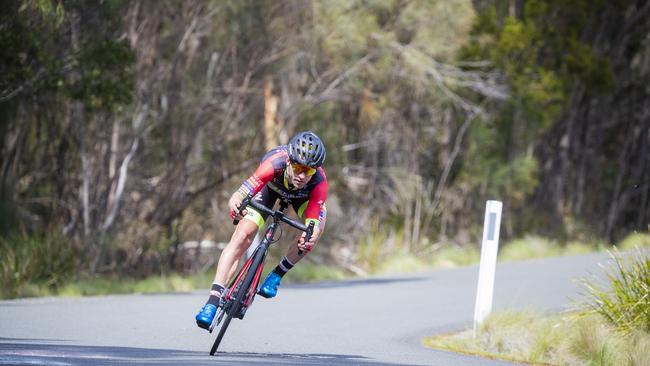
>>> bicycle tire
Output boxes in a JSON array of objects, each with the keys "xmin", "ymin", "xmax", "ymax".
[
  {"xmin": 210, "ymin": 309, "xmax": 233, "ymax": 355},
  {"xmin": 209, "ymin": 246, "xmax": 266, "ymax": 355}
]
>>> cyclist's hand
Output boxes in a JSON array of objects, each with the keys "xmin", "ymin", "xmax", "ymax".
[
  {"xmin": 228, "ymin": 191, "xmax": 247, "ymax": 220},
  {"xmin": 298, "ymin": 225, "xmax": 320, "ymax": 253}
]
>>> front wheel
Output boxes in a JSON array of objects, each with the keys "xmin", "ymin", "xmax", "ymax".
[
  {"xmin": 209, "ymin": 246, "xmax": 266, "ymax": 355},
  {"xmin": 210, "ymin": 309, "xmax": 234, "ymax": 355}
]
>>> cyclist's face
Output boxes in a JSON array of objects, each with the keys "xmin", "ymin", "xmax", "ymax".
[{"xmin": 287, "ymin": 159, "xmax": 314, "ymax": 188}]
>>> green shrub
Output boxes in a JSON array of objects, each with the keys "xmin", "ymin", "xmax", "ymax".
[
  {"xmin": 283, "ymin": 263, "xmax": 347, "ymax": 283},
  {"xmin": 0, "ymin": 232, "xmax": 78, "ymax": 298},
  {"xmin": 500, "ymin": 235, "xmax": 602, "ymax": 262},
  {"xmin": 581, "ymin": 248, "xmax": 650, "ymax": 334},
  {"xmin": 499, "ymin": 235, "xmax": 562, "ymax": 261},
  {"xmin": 618, "ymin": 233, "xmax": 650, "ymax": 250},
  {"xmin": 376, "ymin": 254, "xmax": 429, "ymax": 274},
  {"xmin": 431, "ymin": 245, "xmax": 480, "ymax": 268}
]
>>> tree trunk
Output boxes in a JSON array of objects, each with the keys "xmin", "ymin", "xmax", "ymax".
[{"xmin": 264, "ymin": 77, "xmax": 282, "ymax": 150}]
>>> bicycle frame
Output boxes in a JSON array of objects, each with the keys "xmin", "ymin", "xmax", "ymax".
[{"xmin": 222, "ymin": 204, "xmax": 284, "ymax": 318}]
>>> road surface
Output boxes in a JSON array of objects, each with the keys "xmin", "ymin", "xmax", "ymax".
[{"xmin": 0, "ymin": 252, "xmax": 614, "ymax": 365}]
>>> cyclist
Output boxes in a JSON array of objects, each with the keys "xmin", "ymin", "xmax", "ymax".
[{"xmin": 195, "ymin": 130, "xmax": 328, "ymax": 330}]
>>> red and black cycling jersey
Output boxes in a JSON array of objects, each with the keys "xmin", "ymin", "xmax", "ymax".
[{"xmin": 238, "ymin": 145, "xmax": 328, "ymax": 226}]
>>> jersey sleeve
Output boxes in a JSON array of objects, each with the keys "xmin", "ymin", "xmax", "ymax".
[
  {"xmin": 238, "ymin": 159, "xmax": 276, "ymax": 197},
  {"xmin": 304, "ymin": 177, "xmax": 328, "ymax": 228}
]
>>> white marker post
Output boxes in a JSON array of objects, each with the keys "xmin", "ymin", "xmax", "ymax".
[{"xmin": 473, "ymin": 200, "xmax": 503, "ymax": 336}]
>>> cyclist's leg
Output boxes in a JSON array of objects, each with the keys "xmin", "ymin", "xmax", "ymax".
[
  {"xmin": 213, "ymin": 219, "xmax": 259, "ymax": 286},
  {"xmin": 196, "ymin": 219, "xmax": 259, "ymax": 329},
  {"xmin": 214, "ymin": 186, "xmax": 276, "ymax": 285},
  {"xmin": 196, "ymin": 188, "xmax": 274, "ymax": 328},
  {"xmin": 259, "ymin": 200, "xmax": 326, "ymax": 298}
]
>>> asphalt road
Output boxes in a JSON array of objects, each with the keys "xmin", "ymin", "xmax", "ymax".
[{"xmin": 0, "ymin": 252, "xmax": 614, "ymax": 366}]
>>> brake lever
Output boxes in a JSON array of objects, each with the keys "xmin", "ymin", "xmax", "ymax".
[
  {"xmin": 298, "ymin": 221, "xmax": 315, "ymax": 256},
  {"xmin": 233, "ymin": 195, "xmax": 252, "ymax": 226}
]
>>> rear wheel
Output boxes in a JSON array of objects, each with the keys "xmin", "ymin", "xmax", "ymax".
[{"xmin": 209, "ymin": 246, "xmax": 266, "ymax": 355}]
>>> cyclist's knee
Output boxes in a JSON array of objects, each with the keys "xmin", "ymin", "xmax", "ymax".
[
  {"xmin": 231, "ymin": 233, "xmax": 251, "ymax": 249},
  {"xmin": 230, "ymin": 221, "xmax": 258, "ymax": 247}
]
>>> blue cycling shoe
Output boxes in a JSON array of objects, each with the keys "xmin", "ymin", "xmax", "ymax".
[
  {"xmin": 258, "ymin": 272, "xmax": 282, "ymax": 298},
  {"xmin": 195, "ymin": 303, "xmax": 217, "ymax": 330}
]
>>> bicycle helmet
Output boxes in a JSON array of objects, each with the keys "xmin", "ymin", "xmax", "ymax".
[{"xmin": 287, "ymin": 131, "xmax": 326, "ymax": 168}]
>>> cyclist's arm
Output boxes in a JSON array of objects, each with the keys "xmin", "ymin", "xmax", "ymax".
[
  {"xmin": 297, "ymin": 179, "xmax": 327, "ymax": 253},
  {"xmin": 237, "ymin": 159, "xmax": 276, "ymax": 198},
  {"xmin": 229, "ymin": 159, "xmax": 277, "ymax": 218},
  {"xmin": 304, "ymin": 178, "xmax": 328, "ymax": 231}
]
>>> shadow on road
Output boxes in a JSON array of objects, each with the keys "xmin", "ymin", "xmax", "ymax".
[
  {"xmin": 287, "ymin": 276, "xmax": 428, "ymax": 290},
  {"xmin": 0, "ymin": 340, "xmax": 415, "ymax": 366}
]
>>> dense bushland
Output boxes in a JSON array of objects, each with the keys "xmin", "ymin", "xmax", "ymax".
[{"xmin": 1, "ymin": 0, "xmax": 648, "ymax": 296}]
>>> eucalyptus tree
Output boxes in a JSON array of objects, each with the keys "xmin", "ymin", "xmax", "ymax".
[{"xmin": 461, "ymin": 0, "xmax": 650, "ymax": 241}]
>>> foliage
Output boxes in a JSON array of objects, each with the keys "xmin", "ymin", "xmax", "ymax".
[
  {"xmin": 456, "ymin": 3, "xmax": 567, "ymax": 237},
  {"xmin": 281, "ymin": 263, "xmax": 348, "ymax": 284},
  {"xmin": 2, "ymin": 263, "xmax": 346, "ymax": 299},
  {"xmin": 55, "ymin": 273, "xmax": 201, "ymax": 297},
  {"xmin": 0, "ymin": 232, "xmax": 78, "ymax": 299},
  {"xmin": 430, "ymin": 245, "xmax": 480, "ymax": 269},
  {"xmin": 457, "ymin": 120, "xmax": 541, "ymax": 229},
  {"xmin": 618, "ymin": 233, "xmax": 650, "ymax": 251},
  {"xmin": 1, "ymin": 1, "xmax": 133, "ymax": 111},
  {"xmin": 581, "ymin": 249, "xmax": 650, "ymax": 335},
  {"xmin": 457, "ymin": 0, "xmax": 647, "ymax": 240},
  {"xmin": 0, "ymin": 231, "xmax": 633, "ymax": 299},
  {"xmin": 499, "ymin": 235, "xmax": 597, "ymax": 261}
]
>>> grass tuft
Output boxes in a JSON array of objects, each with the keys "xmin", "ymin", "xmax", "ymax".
[
  {"xmin": 424, "ymin": 310, "xmax": 562, "ymax": 364},
  {"xmin": 567, "ymin": 316, "xmax": 621, "ymax": 366},
  {"xmin": 424, "ymin": 311, "xmax": 649, "ymax": 366},
  {"xmin": 627, "ymin": 331, "xmax": 650, "ymax": 366},
  {"xmin": 580, "ymin": 248, "xmax": 650, "ymax": 334}
]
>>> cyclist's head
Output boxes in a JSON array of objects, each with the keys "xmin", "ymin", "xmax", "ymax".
[{"xmin": 287, "ymin": 131, "xmax": 326, "ymax": 168}]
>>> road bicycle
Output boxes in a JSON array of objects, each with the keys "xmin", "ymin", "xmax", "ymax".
[{"xmin": 208, "ymin": 193, "xmax": 314, "ymax": 355}]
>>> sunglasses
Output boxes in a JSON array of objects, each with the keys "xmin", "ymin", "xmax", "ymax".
[{"xmin": 290, "ymin": 161, "xmax": 317, "ymax": 176}]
